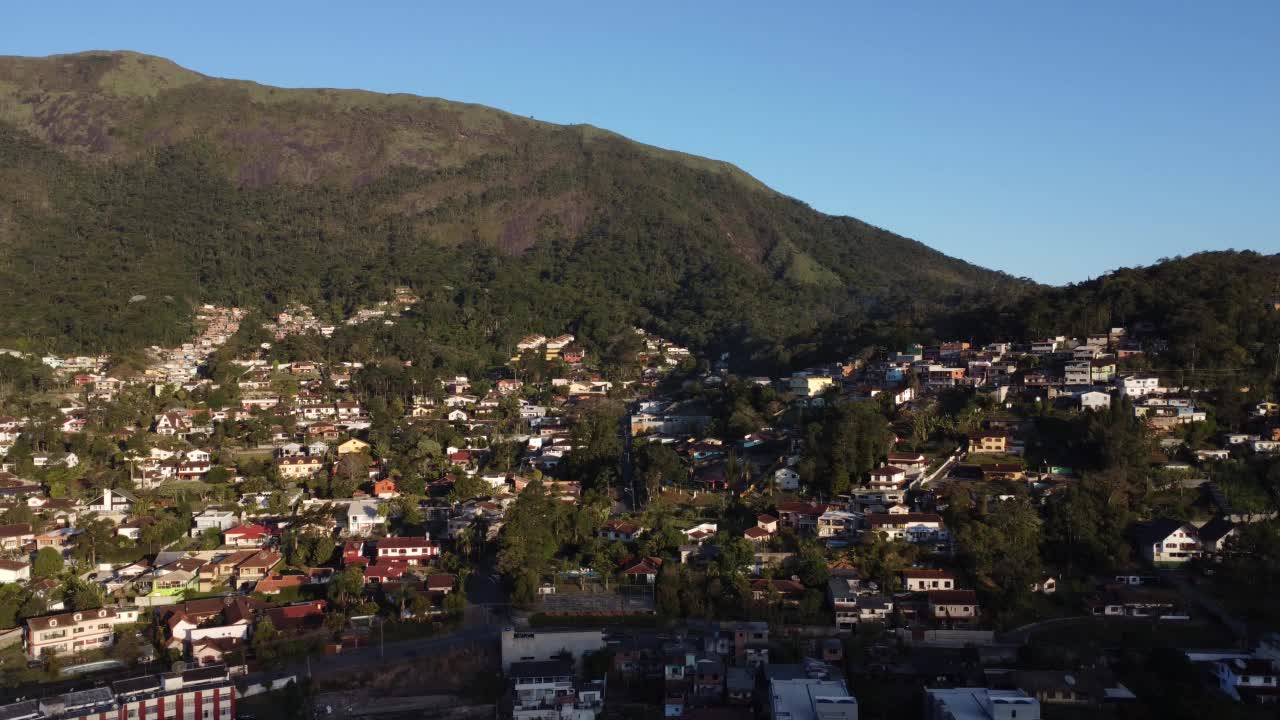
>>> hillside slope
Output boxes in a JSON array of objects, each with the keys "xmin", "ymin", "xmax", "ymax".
[{"xmin": 0, "ymin": 51, "xmax": 1018, "ymax": 363}]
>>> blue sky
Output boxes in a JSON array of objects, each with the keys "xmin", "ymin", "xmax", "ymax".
[{"xmin": 6, "ymin": 1, "xmax": 1278, "ymax": 284}]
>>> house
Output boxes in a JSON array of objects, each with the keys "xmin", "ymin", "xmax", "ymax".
[
  {"xmin": 0, "ymin": 523, "xmax": 35, "ymax": 551},
  {"xmin": 425, "ymin": 574, "xmax": 456, "ymax": 595},
  {"xmin": 1117, "ymin": 375, "xmax": 1160, "ymax": 398},
  {"xmin": 855, "ymin": 595, "xmax": 894, "ymax": 623},
  {"xmin": 1137, "ymin": 519, "xmax": 1202, "ymax": 564},
  {"xmin": 190, "ymin": 509, "xmax": 239, "ymax": 538},
  {"xmin": 599, "ymin": 520, "xmax": 645, "ymax": 542},
  {"xmin": 200, "ymin": 551, "xmax": 256, "ymax": 591},
  {"xmin": 902, "ymin": 569, "xmax": 956, "ymax": 592},
  {"xmin": 234, "ymin": 549, "xmax": 282, "ymax": 586},
  {"xmin": 87, "ymin": 487, "xmax": 135, "ymax": 515},
  {"xmin": 264, "ymin": 600, "xmax": 328, "ymax": 633},
  {"xmin": 790, "ymin": 374, "xmax": 836, "ymax": 398},
  {"xmin": 776, "ymin": 502, "xmax": 829, "ymax": 533},
  {"xmin": 619, "ymin": 556, "xmax": 664, "ymax": 584},
  {"xmin": 364, "ymin": 562, "xmax": 409, "ymax": 585},
  {"xmin": 1031, "ymin": 576, "xmax": 1058, "ymax": 594},
  {"xmin": 372, "ymin": 478, "xmax": 399, "ymax": 498},
  {"xmin": 817, "ymin": 509, "xmax": 859, "ymax": 538},
  {"xmin": 750, "ymin": 578, "xmax": 805, "ymax": 604},
  {"xmin": 254, "ymin": 574, "xmax": 308, "ymax": 596},
  {"xmin": 278, "ymin": 455, "xmax": 324, "ymax": 479},
  {"xmin": 826, "ymin": 575, "xmax": 860, "ymax": 629},
  {"xmin": 347, "ymin": 500, "xmax": 387, "ymax": 535},
  {"xmin": 1203, "ymin": 657, "xmax": 1280, "ymax": 704},
  {"xmin": 968, "ymin": 432, "xmax": 1009, "ymax": 454},
  {"xmin": 682, "ymin": 523, "xmax": 718, "ymax": 544},
  {"xmin": 190, "ymin": 636, "xmax": 244, "ymax": 667},
  {"xmin": 1078, "ymin": 391, "xmax": 1112, "ymax": 411},
  {"xmin": 222, "ymin": 524, "xmax": 271, "ymax": 548},
  {"xmin": 868, "ymin": 466, "xmax": 908, "ymax": 491},
  {"xmin": 866, "ymin": 513, "xmax": 947, "ymax": 544},
  {"xmin": 887, "ymin": 452, "xmax": 928, "ymax": 473},
  {"xmin": 375, "ymin": 537, "xmax": 439, "ymax": 565},
  {"xmin": 342, "ymin": 540, "xmax": 368, "ymax": 566},
  {"xmin": 928, "ymin": 589, "xmax": 979, "ymax": 622},
  {"xmin": 773, "ymin": 468, "xmax": 800, "ymax": 491},
  {"xmin": 337, "ymin": 438, "xmax": 371, "ymax": 455},
  {"xmin": 154, "ymin": 412, "xmax": 191, "ymax": 437},
  {"xmin": 1198, "ymin": 517, "xmax": 1236, "ymax": 554},
  {"xmin": 0, "ymin": 558, "xmax": 31, "ymax": 583},
  {"xmin": 25, "ymin": 607, "xmax": 126, "ymax": 659}
]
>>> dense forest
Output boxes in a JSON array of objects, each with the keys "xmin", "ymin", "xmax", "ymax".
[
  {"xmin": 0, "ymin": 53, "xmax": 1275, "ymax": 377},
  {"xmin": 0, "ymin": 51, "xmax": 1016, "ymax": 371}
]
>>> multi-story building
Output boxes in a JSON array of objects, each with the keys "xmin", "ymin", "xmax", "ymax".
[
  {"xmin": 0, "ymin": 664, "xmax": 239, "ymax": 720},
  {"xmin": 23, "ymin": 606, "xmax": 138, "ymax": 660},
  {"xmin": 509, "ymin": 660, "xmax": 605, "ymax": 720}
]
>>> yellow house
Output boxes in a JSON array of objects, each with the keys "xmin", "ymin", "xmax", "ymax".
[
  {"xmin": 789, "ymin": 375, "xmax": 835, "ymax": 398},
  {"xmin": 967, "ymin": 432, "xmax": 1008, "ymax": 454},
  {"xmin": 337, "ymin": 438, "xmax": 371, "ymax": 455}
]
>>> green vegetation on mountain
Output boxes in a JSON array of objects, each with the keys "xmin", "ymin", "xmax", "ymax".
[{"xmin": 0, "ymin": 51, "xmax": 1016, "ymax": 368}]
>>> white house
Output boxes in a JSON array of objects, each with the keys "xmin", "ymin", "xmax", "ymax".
[
  {"xmin": 1078, "ymin": 391, "xmax": 1111, "ymax": 411},
  {"xmin": 1138, "ymin": 519, "xmax": 1201, "ymax": 564},
  {"xmin": 1117, "ymin": 375, "xmax": 1161, "ymax": 398},
  {"xmin": 346, "ymin": 500, "xmax": 387, "ymax": 536},
  {"xmin": 773, "ymin": 468, "xmax": 800, "ymax": 491}
]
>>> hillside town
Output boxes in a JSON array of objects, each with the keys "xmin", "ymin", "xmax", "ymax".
[{"xmin": 1, "ymin": 302, "xmax": 1279, "ymax": 720}]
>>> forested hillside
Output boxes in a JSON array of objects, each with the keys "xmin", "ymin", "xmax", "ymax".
[{"xmin": 0, "ymin": 51, "xmax": 1017, "ymax": 367}]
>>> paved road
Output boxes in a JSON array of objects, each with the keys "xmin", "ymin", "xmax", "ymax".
[
  {"xmin": 277, "ymin": 623, "xmax": 502, "ymax": 682},
  {"xmin": 1158, "ymin": 569, "xmax": 1249, "ymax": 646}
]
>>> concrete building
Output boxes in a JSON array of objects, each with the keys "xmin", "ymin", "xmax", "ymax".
[
  {"xmin": 923, "ymin": 688, "xmax": 1039, "ymax": 720},
  {"xmin": 768, "ymin": 676, "xmax": 858, "ymax": 720},
  {"xmin": 501, "ymin": 628, "xmax": 606, "ymax": 672}
]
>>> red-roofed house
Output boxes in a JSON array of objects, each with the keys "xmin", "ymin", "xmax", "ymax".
[
  {"xmin": 599, "ymin": 520, "xmax": 645, "ymax": 542},
  {"xmin": 264, "ymin": 600, "xmax": 328, "ymax": 633},
  {"xmin": 928, "ymin": 589, "xmax": 979, "ymax": 621},
  {"xmin": 363, "ymin": 562, "xmax": 408, "ymax": 585},
  {"xmin": 425, "ymin": 574, "xmax": 456, "ymax": 595},
  {"xmin": 750, "ymin": 579, "xmax": 805, "ymax": 604},
  {"xmin": 619, "ymin": 556, "xmax": 664, "ymax": 584},
  {"xmin": 375, "ymin": 537, "xmax": 438, "ymax": 565},
  {"xmin": 223, "ymin": 524, "xmax": 271, "ymax": 548},
  {"xmin": 255, "ymin": 574, "xmax": 308, "ymax": 595},
  {"xmin": 372, "ymin": 479, "xmax": 399, "ymax": 498},
  {"xmin": 343, "ymin": 540, "xmax": 368, "ymax": 566},
  {"xmin": 901, "ymin": 569, "xmax": 956, "ymax": 592}
]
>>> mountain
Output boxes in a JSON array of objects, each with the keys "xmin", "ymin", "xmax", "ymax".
[{"xmin": 0, "ymin": 51, "xmax": 1018, "ymax": 367}]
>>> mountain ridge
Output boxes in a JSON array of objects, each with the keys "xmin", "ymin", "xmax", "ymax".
[{"xmin": 0, "ymin": 51, "xmax": 1019, "ymax": 365}]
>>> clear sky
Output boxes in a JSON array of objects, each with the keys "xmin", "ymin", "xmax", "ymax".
[{"xmin": 6, "ymin": 1, "xmax": 1278, "ymax": 285}]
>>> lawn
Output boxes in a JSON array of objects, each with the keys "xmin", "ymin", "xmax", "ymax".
[{"xmin": 1031, "ymin": 617, "xmax": 1235, "ymax": 653}]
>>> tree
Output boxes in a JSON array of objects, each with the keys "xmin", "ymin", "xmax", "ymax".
[
  {"xmin": 447, "ymin": 473, "xmax": 491, "ymax": 503},
  {"xmin": 327, "ymin": 565, "xmax": 365, "ymax": 609},
  {"xmin": 72, "ymin": 515, "xmax": 116, "ymax": 567},
  {"xmin": 252, "ymin": 616, "xmax": 282, "ymax": 666},
  {"xmin": 634, "ymin": 442, "xmax": 684, "ymax": 502},
  {"xmin": 954, "ymin": 499, "xmax": 1043, "ymax": 614},
  {"xmin": 64, "ymin": 578, "xmax": 104, "ymax": 611},
  {"xmin": 807, "ymin": 402, "xmax": 891, "ymax": 496},
  {"xmin": 563, "ymin": 402, "xmax": 624, "ymax": 491},
  {"xmin": 32, "ymin": 547, "xmax": 64, "ymax": 578}
]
